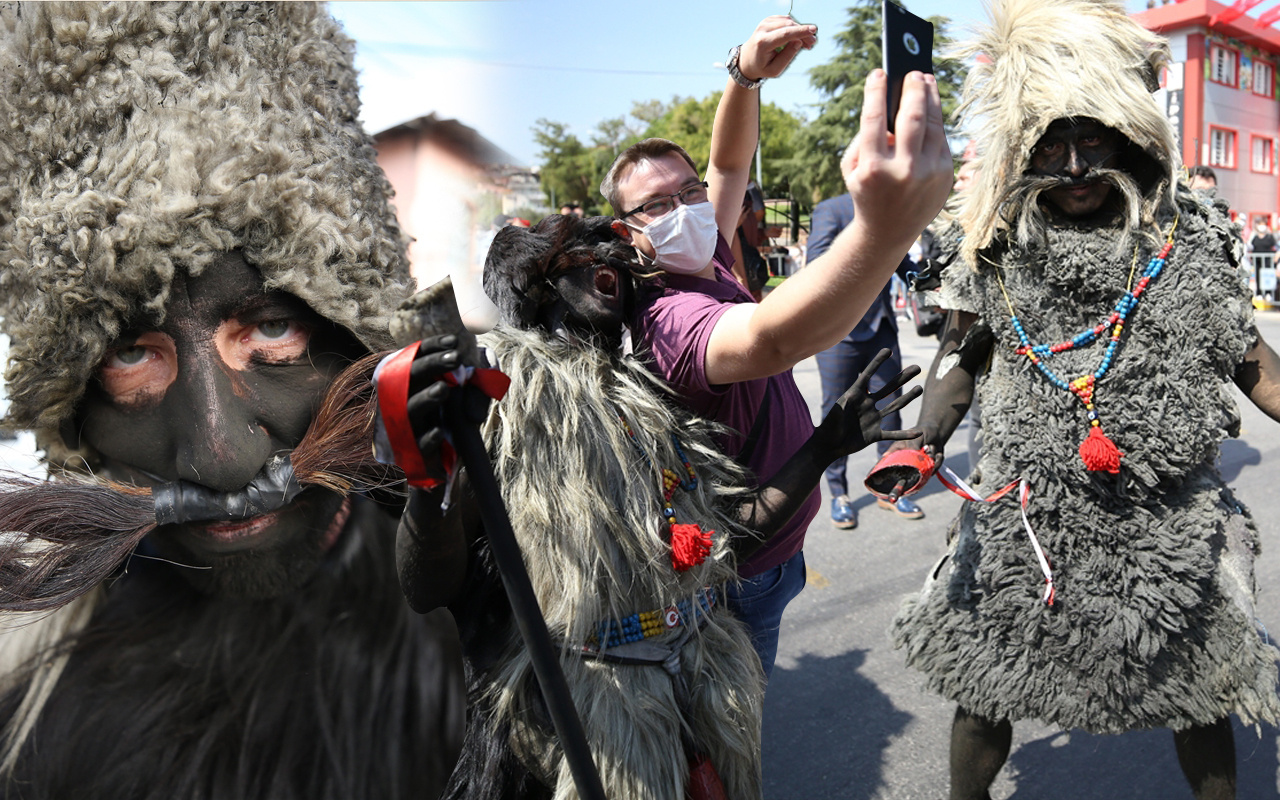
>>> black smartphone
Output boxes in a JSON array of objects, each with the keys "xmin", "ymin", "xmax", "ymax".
[{"xmin": 882, "ymin": 0, "xmax": 934, "ymax": 133}]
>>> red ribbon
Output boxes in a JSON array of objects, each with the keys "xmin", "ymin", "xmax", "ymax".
[
  {"xmin": 375, "ymin": 341, "xmax": 511, "ymax": 489},
  {"xmin": 935, "ymin": 468, "xmax": 1021, "ymax": 504}
]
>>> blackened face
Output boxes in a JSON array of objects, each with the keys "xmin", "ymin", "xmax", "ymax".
[
  {"xmin": 77, "ymin": 251, "xmax": 363, "ymax": 597},
  {"xmin": 1029, "ymin": 117, "xmax": 1126, "ymax": 217}
]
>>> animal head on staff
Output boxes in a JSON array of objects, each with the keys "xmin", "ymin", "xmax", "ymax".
[{"xmin": 483, "ymin": 214, "xmax": 639, "ymax": 344}]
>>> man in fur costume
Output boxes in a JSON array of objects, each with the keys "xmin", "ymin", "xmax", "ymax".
[
  {"xmin": 0, "ymin": 4, "xmax": 465, "ymax": 798},
  {"xmin": 391, "ymin": 213, "xmax": 922, "ymax": 800},
  {"xmin": 888, "ymin": 2, "xmax": 1280, "ymax": 799}
]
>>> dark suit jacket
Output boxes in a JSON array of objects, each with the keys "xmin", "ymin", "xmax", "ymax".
[{"xmin": 808, "ymin": 193, "xmax": 915, "ymax": 343}]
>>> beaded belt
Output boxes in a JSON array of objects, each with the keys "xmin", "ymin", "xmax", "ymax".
[{"xmin": 583, "ymin": 586, "xmax": 719, "ymax": 652}]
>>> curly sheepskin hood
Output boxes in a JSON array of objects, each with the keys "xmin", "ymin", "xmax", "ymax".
[
  {"xmin": 0, "ymin": 2, "xmax": 412, "ymax": 450},
  {"xmin": 955, "ymin": 0, "xmax": 1180, "ymax": 264}
]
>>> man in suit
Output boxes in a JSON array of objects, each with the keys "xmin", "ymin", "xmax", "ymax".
[{"xmin": 809, "ymin": 193, "xmax": 924, "ymax": 528}]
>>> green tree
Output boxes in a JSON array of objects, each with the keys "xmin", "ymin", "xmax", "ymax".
[
  {"xmin": 784, "ymin": 0, "xmax": 966, "ymax": 207},
  {"xmin": 641, "ymin": 94, "xmax": 717, "ymax": 173},
  {"xmin": 757, "ymin": 100, "xmax": 805, "ymax": 199},
  {"xmin": 641, "ymin": 91, "xmax": 805, "ymax": 201},
  {"xmin": 593, "ymin": 116, "xmax": 632, "ymax": 162},
  {"xmin": 532, "ymin": 118, "xmax": 611, "ymax": 212},
  {"xmin": 533, "ymin": 92, "xmax": 805, "ymax": 215},
  {"xmin": 629, "ymin": 98, "xmax": 673, "ymax": 128}
]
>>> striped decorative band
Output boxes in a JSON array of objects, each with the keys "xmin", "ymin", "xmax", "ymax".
[{"xmin": 585, "ymin": 586, "xmax": 719, "ymax": 651}]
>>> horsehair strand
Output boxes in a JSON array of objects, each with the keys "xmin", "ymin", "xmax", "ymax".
[
  {"xmin": 0, "ymin": 475, "xmax": 155, "ymax": 613},
  {"xmin": 290, "ymin": 351, "xmax": 401, "ymax": 494}
]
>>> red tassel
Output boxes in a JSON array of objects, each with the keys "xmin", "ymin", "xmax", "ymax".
[
  {"xmin": 1079, "ymin": 426, "xmax": 1123, "ymax": 473},
  {"xmin": 670, "ymin": 523, "xmax": 712, "ymax": 572},
  {"xmin": 685, "ymin": 752, "xmax": 728, "ymax": 800}
]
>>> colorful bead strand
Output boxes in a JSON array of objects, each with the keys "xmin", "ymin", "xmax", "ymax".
[
  {"xmin": 621, "ymin": 415, "xmax": 713, "ymax": 571},
  {"xmin": 995, "ymin": 218, "xmax": 1177, "ymax": 473}
]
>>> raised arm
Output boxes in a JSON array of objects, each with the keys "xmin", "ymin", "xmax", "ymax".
[
  {"xmin": 707, "ymin": 15, "xmax": 817, "ymax": 241},
  {"xmin": 1234, "ymin": 328, "xmax": 1280, "ymax": 423},
  {"xmin": 731, "ymin": 350, "xmax": 922, "ymax": 558},
  {"xmin": 704, "ymin": 69, "xmax": 954, "ymax": 386}
]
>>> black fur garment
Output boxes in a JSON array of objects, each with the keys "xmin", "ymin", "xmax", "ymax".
[
  {"xmin": 0, "ymin": 498, "xmax": 465, "ymax": 800},
  {"xmin": 893, "ymin": 196, "xmax": 1280, "ymax": 734}
]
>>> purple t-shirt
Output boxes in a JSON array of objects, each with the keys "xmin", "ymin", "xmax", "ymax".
[{"xmin": 632, "ymin": 235, "xmax": 819, "ymax": 578}]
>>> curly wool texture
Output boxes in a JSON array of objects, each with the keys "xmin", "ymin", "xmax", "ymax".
[
  {"xmin": 953, "ymin": 0, "xmax": 1179, "ymax": 267},
  {"xmin": 478, "ymin": 326, "xmax": 764, "ymax": 800},
  {"xmin": 893, "ymin": 198, "xmax": 1280, "ymax": 733},
  {"xmin": 0, "ymin": 2, "xmax": 412, "ymax": 444}
]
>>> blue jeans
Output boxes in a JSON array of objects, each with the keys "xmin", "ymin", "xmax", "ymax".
[{"xmin": 726, "ymin": 550, "xmax": 807, "ymax": 681}]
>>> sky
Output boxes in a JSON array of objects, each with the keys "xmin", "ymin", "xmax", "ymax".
[{"xmin": 328, "ymin": 0, "xmax": 1154, "ymax": 168}]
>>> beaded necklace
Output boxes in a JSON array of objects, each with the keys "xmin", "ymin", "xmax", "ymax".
[
  {"xmin": 620, "ymin": 415, "xmax": 713, "ymax": 572},
  {"xmin": 993, "ymin": 217, "xmax": 1178, "ymax": 473}
]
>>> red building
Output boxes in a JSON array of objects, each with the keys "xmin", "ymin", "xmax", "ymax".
[{"xmin": 1135, "ymin": 0, "xmax": 1280, "ymax": 230}]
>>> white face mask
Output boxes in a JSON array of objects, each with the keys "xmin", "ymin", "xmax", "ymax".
[{"xmin": 637, "ymin": 201, "xmax": 718, "ymax": 275}]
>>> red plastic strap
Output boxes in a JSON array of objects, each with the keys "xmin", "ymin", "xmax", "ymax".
[
  {"xmin": 376, "ymin": 344, "xmax": 512, "ymax": 490},
  {"xmin": 937, "ymin": 468, "xmax": 1055, "ymax": 606},
  {"xmin": 376, "ymin": 342, "xmax": 443, "ymax": 489},
  {"xmin": 935, "ymin": 468, "xmax": 1020, "ymax": 504},
  {"xmin": 443, "ymin": 365, "xmax": 512, "ymax": 401}
]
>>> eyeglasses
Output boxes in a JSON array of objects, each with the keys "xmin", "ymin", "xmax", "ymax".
[{"xmin": 620, "ymin": 181, "xmax": 710, "ymax": 220}]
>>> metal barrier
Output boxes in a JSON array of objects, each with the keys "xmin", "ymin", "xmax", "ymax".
[
  {"xmin": 766, "ymin": 250, "xmax": 794, "ymax": 277},
  {"xmin": 1248, "ymin": 252, "xmax": 1277, "ymax": 299}
]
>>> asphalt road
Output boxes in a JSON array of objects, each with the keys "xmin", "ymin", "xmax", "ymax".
[{"xmin": 762, "ymin": 310, "xmax": 1280, "ymax": 799}]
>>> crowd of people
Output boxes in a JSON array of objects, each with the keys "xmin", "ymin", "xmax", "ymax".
[{"xmin": 0, "ymin": 2, "xmax": 1277, "ymax": 800}]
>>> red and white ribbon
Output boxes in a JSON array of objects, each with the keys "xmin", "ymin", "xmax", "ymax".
[
  {"xmin": 936, "ymin": 467, "xmax": 1055, "ymax": 607},
  {"xmin": 373, "ymin": 342, "xmax": 510, "ymax": 502}
]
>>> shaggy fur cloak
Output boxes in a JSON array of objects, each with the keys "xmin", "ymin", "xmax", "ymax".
[
  {"xmin": 892, "ymin": 196, "xmax": 1280, "ymax": 733},
  {"xmin": 0, "ymin": 500, "xmax": 466, "ymax": 800},
  {"xmin": 0, "ymin": 2, "xmax": 412, "ymax": 460},
  {"xmin": 447, "ymin": 326, "xmax": 765, "ymax": 800}
]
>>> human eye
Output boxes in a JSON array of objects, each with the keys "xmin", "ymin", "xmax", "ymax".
[
  {"xmin": 99, "ymin": 333, "xmax": 176, "ymax": 405},
  {"xmin": 239, "ymin": 319, "xmax": 310, "ymax": 362},
  {"xmin": 249, "ymin": 319, "xmax": 299, "ymax": 342},
  {"xmin": 642, "ymin": 196, "xmax": 674, "ymax": 218},
  {"xmin": 108, "ymin": 344, "xmax": 153, "ymax": 368},
  {"xmin": 681, "ymin": 183, "xmax": 709, "ymax": 204}
]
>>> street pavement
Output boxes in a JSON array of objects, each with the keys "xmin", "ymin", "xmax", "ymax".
[{"xmin": 762, "ymin": 310, "xmax": 1280, "ymax": 800}]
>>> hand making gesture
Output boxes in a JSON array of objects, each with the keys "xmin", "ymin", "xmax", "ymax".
[{"xmin": 736, "ymin": 15, "xmax": 818, "ymax": 81}]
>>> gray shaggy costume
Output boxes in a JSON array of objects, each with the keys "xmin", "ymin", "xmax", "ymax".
[
  {"xmin": 0, "ymin": 1, "xmax": 409, "ymax": 461},
  {"xmin": 0, "ymin": 4, "xmax": 464, "ymax": 798},
  {"xmin": 892, "ymin": 0, "xmax": 1280, "ymax": 734},
  {"xmin": 442, "ymin": 218, "xmax": 765, "ymax": 800}
]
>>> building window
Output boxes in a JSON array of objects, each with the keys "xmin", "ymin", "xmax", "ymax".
[
  {"xmin": 1252, "ymin": 135, "xmax": 1274, "ymax": 172},
  {"xmin": 1210, "ymin": 127, "xmax": 1237, "ymax": 168},
  {"xmin": 1210, "ymin": 44, "xmax": 1239, "ymax": 87},
  {"xmin": 1255, "ymin": 60, "xmax": 1275, "ymax": 97}
]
